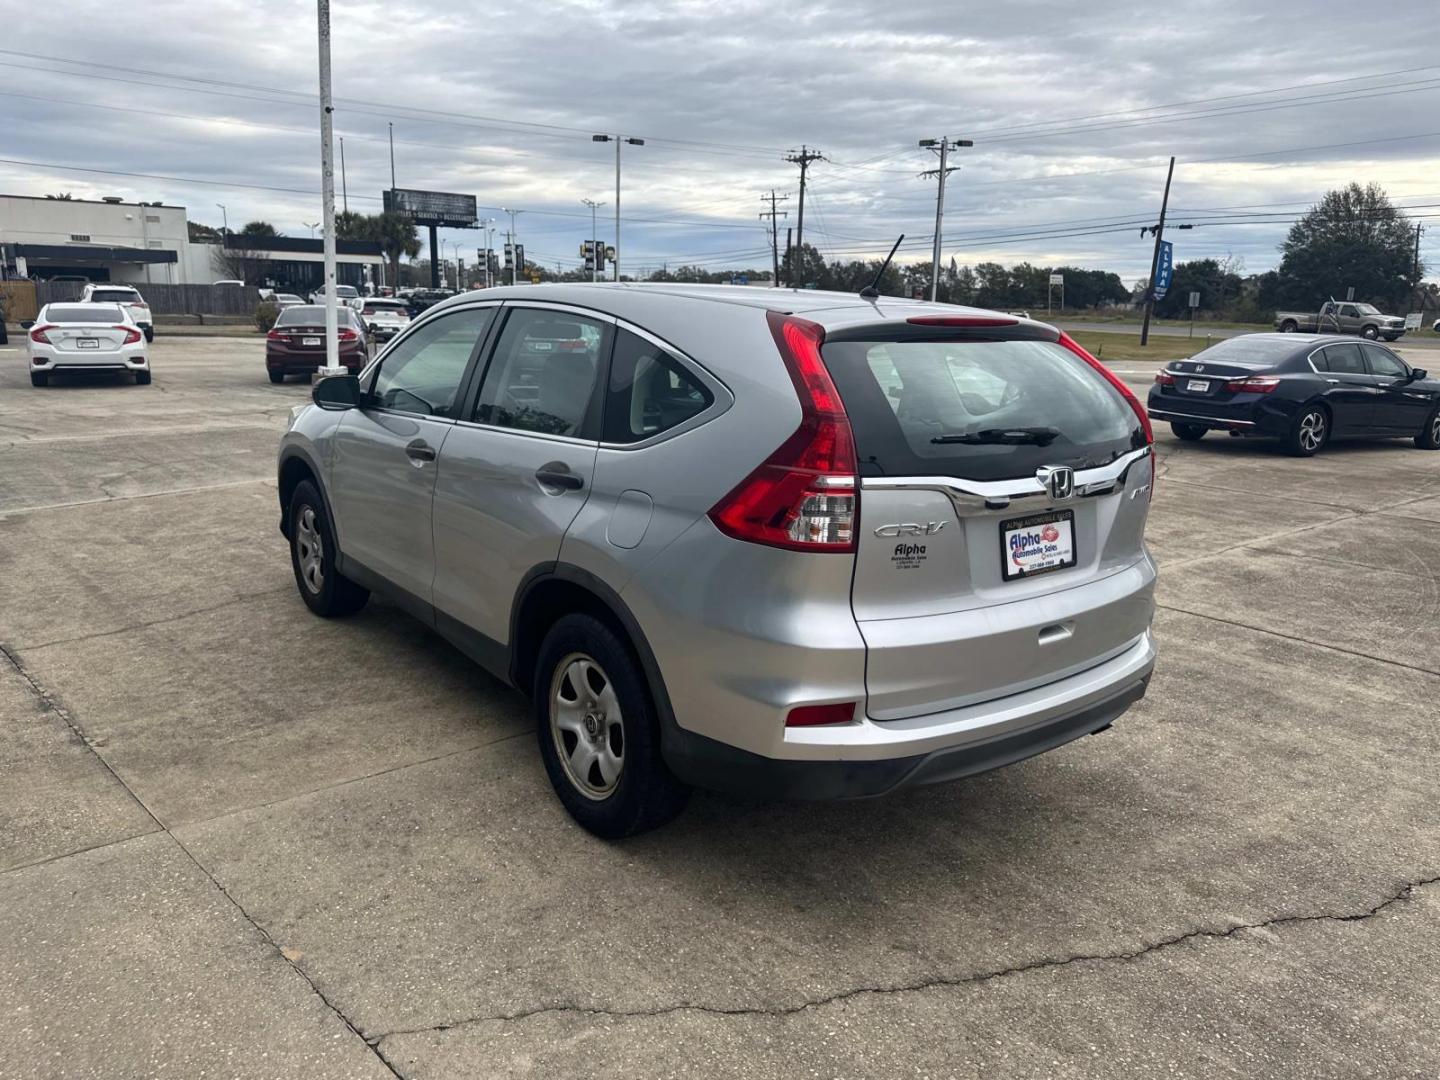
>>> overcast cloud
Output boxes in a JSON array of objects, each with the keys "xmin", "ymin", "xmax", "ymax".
[{"xmin": 3, "ymin": 0, "xmax": 1439, "ymax": 282}]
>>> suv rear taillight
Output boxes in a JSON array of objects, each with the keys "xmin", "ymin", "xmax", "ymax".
[
  {"xmin": 708, "ymin": 312, "xmax": 858, "ymax": 552},
  {"xmin": 29, "ymin": 324, "xmax": 56, "ymax": 344},
  {"xmin": 1057, "ymin": 331, "xmax": 1155, "ymax": 498}
]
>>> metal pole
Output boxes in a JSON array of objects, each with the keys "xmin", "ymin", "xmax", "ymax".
[
  {"xmin": 340, "ymin": 136, "xmax": 348, "ymax": 214},
  {"xmin": 388, "ymin": 122, "xmax": 396, "ymax": 191},
  {"xmin": 1140, "ymin": 155, "xmax": 1175, "ymax": 348},
  {"xmin": 929, "ymin": 138, "xmax": 948, "ymax": 302},
  {"xmin": 316, "ymin": 0, "xmax": 343, "ymax": 377},
  {"xmin": 614, "ymin": 139, "xmax": 621, "ymax": 282}
]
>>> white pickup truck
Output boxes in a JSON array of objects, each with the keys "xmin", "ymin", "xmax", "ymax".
[{"xmin": 80, "ymin": 284, "xmax": 154, "ymax": 341}]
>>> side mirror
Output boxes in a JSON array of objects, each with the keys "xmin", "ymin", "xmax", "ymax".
[
  {"xmin": 1411, "ymin": 368, "xmax": 1427, "ymax": 381},
  {"xmin": 312, "ymin": 373, "xmax": 361, "ymax": 410},
  {"xmin": 20, "ymin": 320, "xmax": 34, "ymax": 330}
]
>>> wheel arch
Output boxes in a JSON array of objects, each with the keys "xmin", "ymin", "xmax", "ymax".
[
  {"xmin": 277, "ymin": 446, "xmax": 333, "ymax": 541},
  {"xmin": 510, "ymin": 564, "xmax": 676, "ymax": 730}
]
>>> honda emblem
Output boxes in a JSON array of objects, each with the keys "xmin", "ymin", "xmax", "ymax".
[{"xmin": 1038, "ymin": 465, "xmax": 1076, "ymax": 501}]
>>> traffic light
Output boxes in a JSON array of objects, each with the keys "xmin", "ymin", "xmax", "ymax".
[
  {"xmin": 514, "ymin": 245, "xmax": 525, "ymax": 273},
  {"xmin": 581, "ymin": 240, "xmax": 596, "ymax": 273},
  {"xmin": 503, "ymin": 243, "xmax": 513, "ymax": 270}
]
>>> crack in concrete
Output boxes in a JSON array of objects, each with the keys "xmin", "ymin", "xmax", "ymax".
[
  {"xmin": 18, "ymin": 586, "xmax": 292, "ymax": 651},
  {"xmin": 372, "ymin": 873, "xmax": 1440, "ymax": 1043},
  {"xmin": 0, "ymin": 640, "xmax": 403, "ymax": 1080}
]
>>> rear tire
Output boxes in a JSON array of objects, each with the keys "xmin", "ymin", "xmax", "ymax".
[
  {"xmin": 143, "ymin": 327, "xmax": 154, "ymax": 342},
  {"xmin": 1417, "ymin": 407, "xmax": 1440, "ymax": 450},
  {"xmin": 1170, "ymin": 421, "xmax": 1207, "ymax": 442},
  {"xmin": 30, "ymin": 372, "xmax": 48, "ymax": 387},
  {"xmin": 1279, "ymin": 320, "xmax": 1298, "ymax": 333},
  {"xmin": 1285, "ymin": 405, "xmax": 1329, "ymax": 456},
  {"xmin": 534, "ymin": 613, "xmax": 690, "ymax": 838},
  {"xmin": 268, "ymin": 370, "xmax": 285, "ymax": 384},
  {"xmin": 287, "ymin": 479, "xmax": 369, "ymax": 617},
  {"xmin": 134, "ymin": 370, "xmax": 151, "ymax": 385}
]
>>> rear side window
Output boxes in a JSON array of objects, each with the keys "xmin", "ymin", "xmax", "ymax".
[
  {"xmin": 475, "ymin": 308, "xmax": 610, "ymax": 438},
  {"xmin": 1323, "ymin": 343, "xmax": 1365, "ymax": 375},
  {"xmin": 821, "ymin": 337, "xmax": 1139, "ymax": 481},
  {"xmin": 603, "ymin": 328, "xmax": 713, "ymax": 444},
  {"xmin": 1309, "ymin": 350, "xmax": 1330, "ymax": 372}
]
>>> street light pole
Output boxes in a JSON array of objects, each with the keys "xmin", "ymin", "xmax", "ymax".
[
  {"xmin": 592, "ymin": 134, "xmax": 644, "ymax": 282},
  {"xmin": 315, "ymin": 0, "xmax": 343, "ymax": 377},
  {"xmin": 216, "ymin": 203, "xmax": 228, "ymax": 236},
  {"xmin": 501, "ymin": 208, "xmax": 523, "ymax": 285}
]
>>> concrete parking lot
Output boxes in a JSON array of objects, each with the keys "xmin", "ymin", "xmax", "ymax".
[{"xmin": 2, "ymin": 332, "xmax": 1438, "ymax": 1080}]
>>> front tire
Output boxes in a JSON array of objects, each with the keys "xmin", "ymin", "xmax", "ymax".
[
  {"xmin": 1417, "ymin": 407, "xmax": 1440, "ymax": 450},
  {"xmin": 1361, "ymin": 325, "xmax": 1379, "ymax": 340},
  {"xmin": 1170, "ymin": 421, "xmax": 1207, "ymax": 442},
  {"xmin": 30, "ymin": 371, "xmax": 49, "ymax": 387},
  {"xmin": 287, "ymin": 479, "xmax": 369, "ymax": 617},
  {"xmin": 535, "ymin": 613, "xmax": 689, "ymax": 838},
  {"xmin": 1285, "ymin": 405, "xmax": 1329, "ymax": 456}
]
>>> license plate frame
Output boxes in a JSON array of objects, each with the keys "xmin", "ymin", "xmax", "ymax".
[
  {"xmin": 1000, "ymin": 509, "xmax": 1077, "ymax": 582},
  {"xmin": 1186, "ymin": 378, "xmax": 1210, "ymax": 393},
  {"xmin": 77, "ymin": 338, "xmax": 100, "ymax": 349}
]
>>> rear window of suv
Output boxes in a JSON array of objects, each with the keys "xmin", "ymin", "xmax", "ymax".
[
  {"xmin": 821, "ymin": 336, "xmax": 1140, "ymax": 481},
  {"xmin": 89, "ymin": 289, "xmax": 140, "ymax": 303}
]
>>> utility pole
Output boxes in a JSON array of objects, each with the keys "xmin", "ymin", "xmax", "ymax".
[
  {"xmin": 315, "ymin": 0, "xmax": 344, "ymax": 377},
  {"xmin": 784, "ymin": 226, "xmax": 793, "ymax": 285},
  {"xmin": 919, "ymin": 136, "xmax": 972, "ymax": 302},
  {"xmin": 785, "ymin": 146, "xmax": 823, "ymax": 287},
  {"xmin": 759, "ymin": 190, "xmax": 789, "ymax": 286},
  {"xmin": 1415, "ymin": 222, "xmax": 1424, "ymax": 279},
  {"xmin": 581, "ymin": 198, "xmax": 605, "ymax": 283},
  {"xmin": 1140, "ymin": 156, "xmax": 1176, "ymax": 348},
  {"xmin": 388, "ymin": 122, "xmax": 396, "ymax": 192},
  {"xmin": 339, "ymin": 135, "xmax": 348, "ymax": 214}
]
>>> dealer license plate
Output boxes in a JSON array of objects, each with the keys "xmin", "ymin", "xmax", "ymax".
[
  {"xmin": 1000, "ymin": 510, "xmax": 1077, "ymax": 581},
  {"xmin": 1186, "ymin": 379, "xmax": 1210, "ymax": 392},
  {"xmin": 302, "ymin": 337, "xmax": 322, "ymax": 347}
]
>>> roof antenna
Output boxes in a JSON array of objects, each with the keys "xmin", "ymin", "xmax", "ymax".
[{"xmin": 860, "ymin": 234, "xmax": 904, "ymax": 299}]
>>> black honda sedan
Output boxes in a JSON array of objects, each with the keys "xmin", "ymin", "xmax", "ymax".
[{"xmin": 1146, "ymin": 334, "xmax": 1440, "ymax": 456}]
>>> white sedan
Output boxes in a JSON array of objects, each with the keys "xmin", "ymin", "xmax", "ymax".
[{"xmin": 25, "ymin": 303, "xmax": 151, "ymax": 387}]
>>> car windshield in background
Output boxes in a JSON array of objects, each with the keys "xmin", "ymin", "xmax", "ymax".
[
  {"xmin": 47, "ymin": 304, "xmax": 125, "ymax": 323},
  {"xmin": 90, "ymin": 290, "xmax": 139, "ymax": 303},
  {"xmin": 1188, "ymin": 336, "xmax": 1297, "ymax": 367},
  {"xmin": 1355, "ymin": 304, "xmax": 1381, "ymax": 315},
  {"xmin": 277, "ymin": 306, "xmax": 329, "ymax": 325},
  {"xmin": 821, "ymin": 337, "xmax": 1138, "ymax": 481}
]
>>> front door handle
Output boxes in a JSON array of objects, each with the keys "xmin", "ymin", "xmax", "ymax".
[
  {"xmin": 405, "ymin": 439, "xmax": 436, "ymax": 463},
  {"xmin": 536, "ymin": 463, "xmax": 584, "ymax": 491}
]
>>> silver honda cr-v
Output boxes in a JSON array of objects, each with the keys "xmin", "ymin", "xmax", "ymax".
[{"xmin": 278, "ymin": 284, "xmax": 1157, "ymax": 836}]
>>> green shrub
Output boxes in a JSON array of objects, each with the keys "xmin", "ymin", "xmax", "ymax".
[{"xmin": 255, "ymin": 301, "xmax": 280, "ymax": 333}]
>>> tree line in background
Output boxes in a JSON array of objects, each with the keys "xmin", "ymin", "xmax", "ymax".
[{"xmin": 189, "ymin": 183, "xmax": 1435, "ymax": 319}]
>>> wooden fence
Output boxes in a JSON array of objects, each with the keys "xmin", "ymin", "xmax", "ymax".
[
  {"xmin": 0, "ymin": 280, "xmax": 39, "ymax": 322},
  {"xmin": 27, "ymin": 281, "xmax": 263, "ymax": 316}
]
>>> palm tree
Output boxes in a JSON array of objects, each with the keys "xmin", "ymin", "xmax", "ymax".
[{"xmin": 374, "ymin": 212, "xmax": 420, "ymax": 291}]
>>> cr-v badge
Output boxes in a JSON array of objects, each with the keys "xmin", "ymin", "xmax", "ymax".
[{"xmin": 874, "ymin": 522, "xmax": 947, "ymax": 537}]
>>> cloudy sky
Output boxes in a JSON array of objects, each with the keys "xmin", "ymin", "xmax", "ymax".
[{"xmin": 4, "ymin": 0, "xmax": 1439, "ymax": 283}]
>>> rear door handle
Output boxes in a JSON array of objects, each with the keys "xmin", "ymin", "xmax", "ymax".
[
  {"xmin": 405, "ymin": 439, "xmax": 436, "ymax": 463},
  {"xmin": 536, "ymin": 464, "xmax": 584, "ymax": 491}
]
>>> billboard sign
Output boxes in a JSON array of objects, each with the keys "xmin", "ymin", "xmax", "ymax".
[{"xmin": 383, "ymin": 188, "xmax": 478, "ymax": 228}]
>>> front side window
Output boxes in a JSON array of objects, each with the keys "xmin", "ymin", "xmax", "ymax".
[
  {"xmin": 1362, "ymin": 343, "xmax": 1407, "ymax": 378},
  {"xmin": 369, "ymin": 307, "xmax": 494, "ymax": 417},
  {"xmin": 603, "ymin": 328, "xmax": 713, "ymax": 443},
  {"xmin": 475, "ymin": 308, "xmax": 610, "ymax": 438}
]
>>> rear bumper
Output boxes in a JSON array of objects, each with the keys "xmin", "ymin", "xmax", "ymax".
[
  {"xmin": 30, "ymin": 350, "xmax": 147, "ymax": 370},
  {"xmin": 266, "ymin": 350, "xmax": 365, "ymax": 373},
  {"xmin": 1147, "ymin": 393, "xmax": 1296, "ymax": 436},
  {"xmin": 662, "ymin": 630, "xmax": 1156, "ymax": 800}
]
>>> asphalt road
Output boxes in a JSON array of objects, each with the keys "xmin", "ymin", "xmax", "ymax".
[{"xmin": 2, "ymin": 335, "xmax": 1438, "ymax": 1079}]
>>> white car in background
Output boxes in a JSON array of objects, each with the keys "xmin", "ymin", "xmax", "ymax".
[
  {"xmin": 23, "ymin": 303, "xmax": 151, "ymax": 387},
  {"xmin": 309, "ymin": 284, "xmax": 361, "ymax": 308},
  {"xmin": 80, "ymin": 284, "xmax": 154, "ymax": 341},
  {"xmin": 358, "ymin": 297, "xmax": 411, "ymax": 340}
]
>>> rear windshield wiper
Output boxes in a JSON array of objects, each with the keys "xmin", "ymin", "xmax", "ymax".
[{"xmin": 931, "ymin": 426, "xmax": 1061, "ymax": 446}]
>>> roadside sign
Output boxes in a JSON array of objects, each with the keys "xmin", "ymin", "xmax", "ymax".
[
  {"xmin": 1405, "ymin": 312, "xmax": 1423, "ymax": 330},
  {"xmin": 383, "ymin": 188, "xmax": 478, "ymax": 228},
  {"xmin": 1049, "ymin": 273, "xmax": 1064, "ymax": 285},
  {"xmin": 1188, "ymin": 291, "xmax": 1200, "ymax": 308},
  {"xmin": 1345, "ymin": 287, "xmax": 1356, "ymax": 301},
  {"xmin": 1153, "ymin": 241, "xmax": 1173, "ymax": 300}
]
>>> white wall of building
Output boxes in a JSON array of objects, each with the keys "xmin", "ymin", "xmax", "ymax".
[{"xmin": 0, "ymin": 194, "xmax": 190, "ymax": 283}]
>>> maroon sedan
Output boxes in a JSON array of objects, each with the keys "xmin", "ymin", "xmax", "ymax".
[{"xmin": 266, "ymin": 304, "xmax": 369, "ymax": 383}]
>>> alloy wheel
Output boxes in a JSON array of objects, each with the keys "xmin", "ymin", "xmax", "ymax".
[
  {"xmin": 1299, "ymin": 411, "xmax": 1326, "ymax": 453},
  {"xmin": 1432, "ymin": 415, "xmax": 1440, "ymax": 445},
  {"xmin": 550, "ymin": 653, "xmax": 625, "ymax": 799},
  {"xmin": 295, "ymin": 505, "xmax": 325, "ymax": 594}
]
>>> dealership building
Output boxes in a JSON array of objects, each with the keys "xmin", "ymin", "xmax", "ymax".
[{"xmin": 0, "ymin": 193, "xmax": 382, "ymax": 291}]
